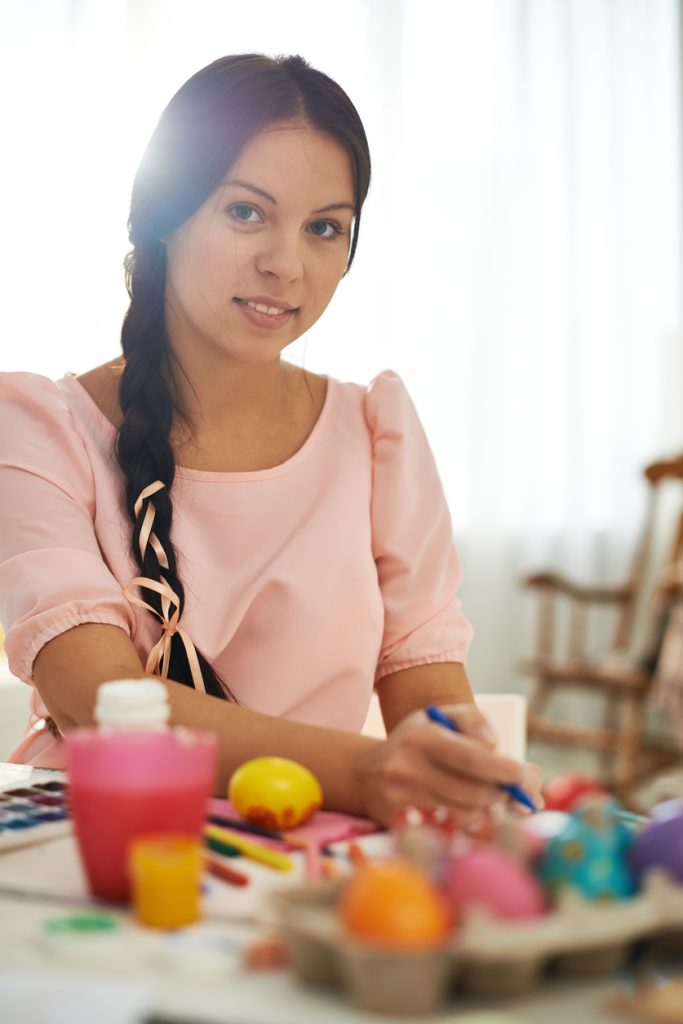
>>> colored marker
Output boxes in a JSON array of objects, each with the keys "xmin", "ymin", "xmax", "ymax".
[
  {"xmin": 204, "ymin": 825, "xmax": 294, "ymax": 872},
  {"xmin": 205, "ymin": 855, "xmax": 250, "ymax": 887},
  {"xmin": 425, "ymin": 704, "xmax": 537, "ymax": 813},
  {"xmin": 205, "ymin": 836, "xmax": 242, "ymax": 858},
  {"xmin": 207, "ymin": 814, "xmax": 308, "ymax": 849}
]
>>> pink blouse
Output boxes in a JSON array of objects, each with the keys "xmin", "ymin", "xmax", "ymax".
[{"xmin": 0, "ymin": 369, "xmax": 472, "ymax": 767}]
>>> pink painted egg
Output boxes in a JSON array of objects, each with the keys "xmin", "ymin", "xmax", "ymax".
[{"xmin": 444, "ymin": 842, "xmax": 547, "ymax": 921}]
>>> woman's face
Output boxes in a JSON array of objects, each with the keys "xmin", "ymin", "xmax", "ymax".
[{"xmin": 164, "ymin": 122, "xmax": 355, "ymax": 368}]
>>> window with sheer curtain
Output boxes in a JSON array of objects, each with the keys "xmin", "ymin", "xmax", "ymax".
[{"xmin": 1, "ymin": 0, "xmax": 681, "ymax": 692}]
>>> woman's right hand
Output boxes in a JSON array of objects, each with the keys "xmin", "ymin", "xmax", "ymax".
[{"xmin": 354, "ymin": 703, "xmax": 529, "ymax": 829}]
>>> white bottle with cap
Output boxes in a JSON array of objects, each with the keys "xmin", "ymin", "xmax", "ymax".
[{"xmin": 94, "ymin": 679, "xmax": 170, "ymax": 733}]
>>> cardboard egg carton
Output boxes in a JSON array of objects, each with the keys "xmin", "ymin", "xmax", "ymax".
[{"xmin": 270, "ymin": 871, "xmax": 683, "ymax": 1016}]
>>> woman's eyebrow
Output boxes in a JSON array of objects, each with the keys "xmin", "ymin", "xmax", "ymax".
[
  {"xmin": 224, "ymin": 178, "xmax": 276, "ymax": 203},
  {"xmin": 223, "ymin": 179, "xmax": 354, "ymax": 215},
  {"xmin": 311, "ymin": 201, "xmax": 355, "ymax": 214}
]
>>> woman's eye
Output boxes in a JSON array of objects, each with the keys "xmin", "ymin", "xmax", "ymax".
[
  {"xmin": 229, "ymin": 203, "xmax": 261, "ymax": 224},
  {"xmin": 308, "ymin": 219, "xmax": 342, "ymax": 239}
]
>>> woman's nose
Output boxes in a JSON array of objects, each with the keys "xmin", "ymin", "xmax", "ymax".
[{"xmin": 255, "ymin": 231, "xmax": 304, "ymax": 283}]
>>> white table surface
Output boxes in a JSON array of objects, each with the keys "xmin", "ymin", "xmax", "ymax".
[{"xmin": 0, "ymin": 763, "xmax": 647, "ymax": 1024}]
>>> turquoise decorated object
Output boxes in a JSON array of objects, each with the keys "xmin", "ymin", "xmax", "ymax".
[{"xmin": 538, "ymin": 799, "xmax": 636, "ymax": 902}]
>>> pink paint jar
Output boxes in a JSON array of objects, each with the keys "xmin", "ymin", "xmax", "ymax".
[{"xmin": 66, "ymin": 728, "xmax": 217, "ymax": 901}]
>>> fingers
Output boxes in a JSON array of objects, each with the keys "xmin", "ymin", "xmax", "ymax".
[
  {"xmin": 391, "ymin": 752, "xmax": 503, "ymax": 814},
  {"xmin": 425, "ymin": 762, "xmax": 503, "ymax": 818},
  {"xmin": 358, "ymin": 705, "xmax": 539, "ymax": 829},
  {"xmin": 423, "ymin": 721, "xmax": 526, "ymax": 788},
  {"xmin": 372, "ymin": 757, "xmax": 504, "ymax": 830},
  {"xmin": 435, "ymin": 703, "xmax": 498, "ymax": 747},
  {"xmin": 517, "ymin": 761, "xmax": 545, "ymax": 810},
  {"xmin": 432, "ymin": 708, "xmax": 545, "ymax": 811}
]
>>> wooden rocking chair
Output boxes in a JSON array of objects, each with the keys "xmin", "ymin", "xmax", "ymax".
[{"xmin": 520, "ymin": 455, "xmax": 683, "ymax": 805}]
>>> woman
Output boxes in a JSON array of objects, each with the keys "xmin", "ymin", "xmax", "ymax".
[{"xmin": 0, "ymin": 54, "xmax": 540, "ymax": 826}]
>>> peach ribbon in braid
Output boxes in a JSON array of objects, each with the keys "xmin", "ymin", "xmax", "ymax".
[
  {"xmin": 123, "ymin": 480, "xmax": 206, "ymax": 694},
  {"xmin": 135, "ymin": 480, "xmax": 170, "ymax": 569}
]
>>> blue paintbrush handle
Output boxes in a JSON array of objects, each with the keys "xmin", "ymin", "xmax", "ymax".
[{"xmin": 425, "ymin": 704, "xmax": 537, "ymax": 813}]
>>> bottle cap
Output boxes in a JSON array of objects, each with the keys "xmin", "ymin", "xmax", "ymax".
[{"xmin": 94, "ymin": 679, "xmax": 170, "ymax": 732}]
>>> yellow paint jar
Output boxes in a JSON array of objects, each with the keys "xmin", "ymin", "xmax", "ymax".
[{"xmin": 129, "ymin": 834, "xmax": 202, "ymax": 929}]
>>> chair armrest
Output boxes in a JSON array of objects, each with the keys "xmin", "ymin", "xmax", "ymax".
[
  {"xmin": 644, "ymin": 455, "xmax": 683, "ymax": 483},
  {"xmin": 657, "ymin": 562, "xmax": 683, "ymax": 599},
  {"xmin": 522, "ymin": 572, "xmax": 632, "ymax": 604}
]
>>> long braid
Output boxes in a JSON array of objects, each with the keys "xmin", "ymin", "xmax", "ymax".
[{"xmin": 116, "ymin": 240, "xmax": 233, "ymax": 700}]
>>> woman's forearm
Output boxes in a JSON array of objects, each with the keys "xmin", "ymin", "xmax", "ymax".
[
  {"xmin": 33, "ymin": 622, "xmax": 382, "ymax": 816},
  {"xmin": 33, "ymin": 623, "xmax": 535, "ymax": 828},
  {"xmin": 160, "ymin": 678, "xmax": 382, "ymax": 815}
]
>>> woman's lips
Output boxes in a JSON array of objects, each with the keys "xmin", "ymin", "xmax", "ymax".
[{"xmin": 234, "ymin": 297, "xmax": 297, "ymax": 330}]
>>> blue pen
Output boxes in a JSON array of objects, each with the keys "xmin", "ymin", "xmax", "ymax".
[{"xmin": 425, "ymin": 704, "xmax": 537, "ymax": 813}]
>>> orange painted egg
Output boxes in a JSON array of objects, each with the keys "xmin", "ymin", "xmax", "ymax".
[
  {"xmin": 228, "ymin": 757, "xmax": 322, "ymax": 830},
  {"xmin": 339, "ymin": 858, "xmax": 453, "ymax": 950}
]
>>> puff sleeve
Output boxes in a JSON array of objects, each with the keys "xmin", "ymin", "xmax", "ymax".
[
  {"xmin": 365, "ymin": 371, "xmax": 473, "ymax": 682},
  {"xmin": 0, "ymin": 373, "xmax": 136, "ymax": 682}
]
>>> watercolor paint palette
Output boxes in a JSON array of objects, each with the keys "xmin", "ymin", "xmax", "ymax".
[{"xmin": 0, "ymin": 768, "xmax": 71, "ymax": 853}]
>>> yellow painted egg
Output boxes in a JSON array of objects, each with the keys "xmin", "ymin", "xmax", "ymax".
[{"xmin": 228, "ymin": 756, "xmax": 323, "ymax": 830}]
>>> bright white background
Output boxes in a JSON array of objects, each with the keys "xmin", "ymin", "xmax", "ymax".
[{"xmin": 1, "ymin": 0, "xmax": 682, "ymax": 699}]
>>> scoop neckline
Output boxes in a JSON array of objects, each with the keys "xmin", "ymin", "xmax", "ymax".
[{"xmin": 62, "ymin": 371, "xmax": 337, "ymax": 481}]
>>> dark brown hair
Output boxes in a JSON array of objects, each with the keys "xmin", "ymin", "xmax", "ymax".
[{"xmin": 116, "ymin": 54, "xmax": 371, "ymax": 698}]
